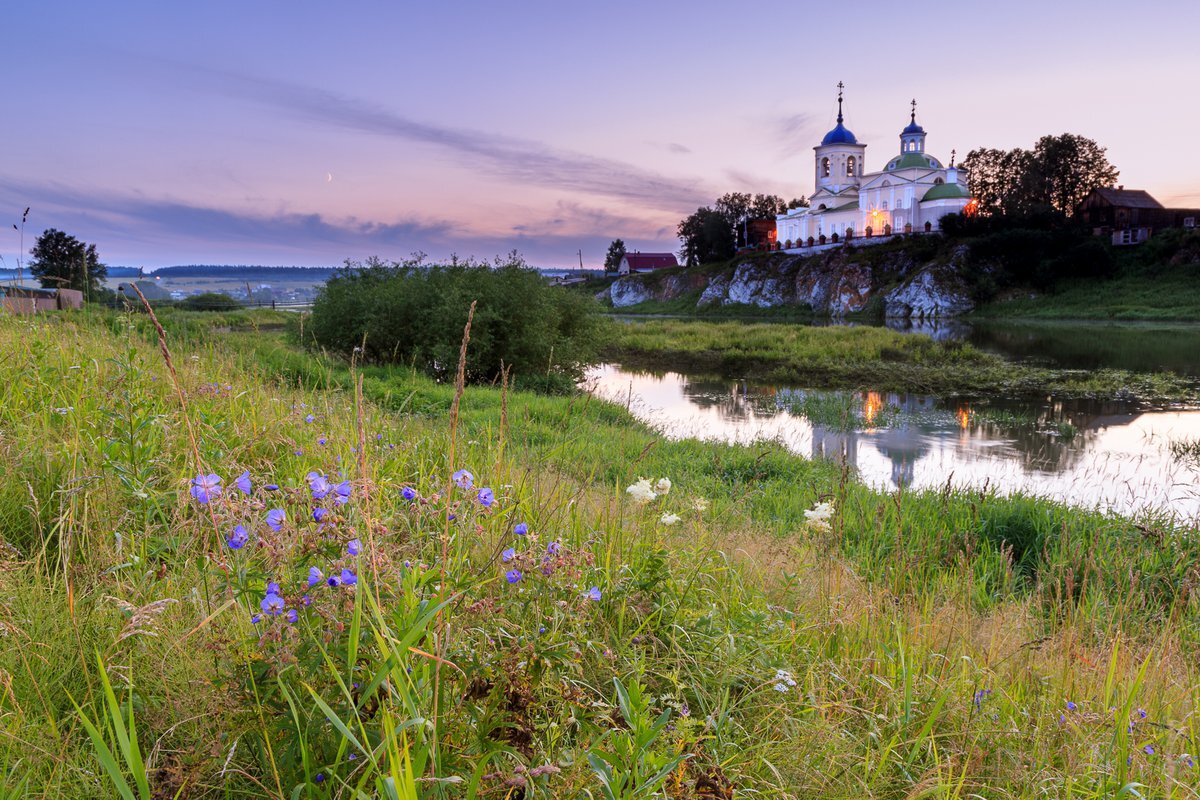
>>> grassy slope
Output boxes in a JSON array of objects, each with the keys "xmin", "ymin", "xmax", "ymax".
[
  {"xmin": 979, "ymin": 268, "xmax": 1200, "ymax": 321},
  {"xmin": 603, "ymin": 318, "xmax": 1198, "ymax": 401},
  {"xmin": 3, "ymin": 309, "xmax": 1200, "ymax": 797}
]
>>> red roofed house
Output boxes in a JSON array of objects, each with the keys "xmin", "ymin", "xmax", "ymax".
[{"xmin": 618, "ymin": 252, "xmax": 678, "ymax": 275}]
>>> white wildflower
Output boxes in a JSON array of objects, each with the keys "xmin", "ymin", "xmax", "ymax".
[
  {"xmin": 692, "ymin": 497, "xmax": 709, "ymax": 512},
  {"xmin": 659, "ymin": 512, "xmax": 681, "ymax": 526},
  {"xmin": 626, "ymin": 477, "xmax": 657, "ymax": 505},
  {"xmin": 653, "ymin": 477, "xmax": 672, "ymax": 495},
  {"xmin": 804, "ymin": 501, "xmax": 834, "ymax": 532}
]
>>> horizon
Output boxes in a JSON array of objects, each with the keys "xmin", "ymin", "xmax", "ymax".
[{"xmin": 4, "ymin": 1, "xmax": 1198, "ymax": 269}]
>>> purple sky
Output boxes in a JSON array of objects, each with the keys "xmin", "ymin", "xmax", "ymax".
[{"xmin": 4, "ymin": 1, "xmax": 1198, "ymax": 269}]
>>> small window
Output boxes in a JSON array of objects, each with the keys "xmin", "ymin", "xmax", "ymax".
[
  {"xmin": 882, "ymin": 180, "xmax": 891, "ymax": 187},
  {"xmin": 881, "ymin": 201, "xmax": 888, "ymax": 210},
  {"xmin": 846, "ymin": 156, "xmax": 856, "ymax": 177},
  {"xmin": 822, "ymin": 157, "xmax": 830, "ymax": 178},
  {"xmin": 934, "ymin": 177, "xmax": 944, "ymax": 185}
]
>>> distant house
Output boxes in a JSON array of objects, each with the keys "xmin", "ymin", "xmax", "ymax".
[
  {"xmin": 617, "ymin": 252, "xmax": 679, "ymax": 275},
  {"xmin": 745, "ymin": 219, "xmax": 777, "ymax": 250},
  {"xmin": 1077, "ymin": 187, "xmax": 1200, "ymax": 245}
]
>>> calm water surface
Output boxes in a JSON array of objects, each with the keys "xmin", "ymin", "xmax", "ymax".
[{"xmin": 585, "ymin": 363, "xmax": 1200, "ymax": 521}]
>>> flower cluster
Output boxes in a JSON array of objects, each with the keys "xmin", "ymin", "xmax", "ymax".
[
  {"xmin": 773, "ymin": 669, "xmax": 797, "ymax": 693},
  {"xmin": 804, "ymin": 501, "xmax": 834, "ymax": 533}
]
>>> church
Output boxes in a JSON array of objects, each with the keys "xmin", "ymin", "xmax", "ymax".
[{"xmin": 776, "ymin": 84, "xmax": 973, "ymax": 249}]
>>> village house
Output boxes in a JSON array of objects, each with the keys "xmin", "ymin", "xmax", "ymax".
[
  {"xmin": 1076, "ymin": 187, "xmax": 1200, "ymax": 245},
  {"xmin": 617, "ymin": 252, "xmax": 679, "ymax": 275}
]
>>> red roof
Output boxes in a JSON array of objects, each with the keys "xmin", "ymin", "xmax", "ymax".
[{"xmin": 623, "ymin": 252, "xmax": 678, "ymax": 270}]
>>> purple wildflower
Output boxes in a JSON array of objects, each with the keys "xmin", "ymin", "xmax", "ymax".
[
  {"xmin": 190, "ymin": 473, "xmax": 222, "ymax": 504},
  {"xmin": 1138, "ymin": 708, "xmax": 1147, "ymax": 719},
  {"xmin": 401, "ymin": 486, "xmax": 416, "ymax": 501},
  {"xmin": 326, "ymin": 575, "xmax": 341, "ymax": 587},
  {"xmin": 250, "ymin": 614, "xmax": 262, "ymax": 624},
  {"xmin": 348, "ymin": 538, "xmax": 361, "ymax": 556},
  {"xmin": 546, "ymin": 541, "xmax": 561, "ymax": 555},
  {"xmin": 506, "ymin": 569, "xmax": 523, "ymax": 584},
  {"xmin": 477, "ymin": 487, "xmax": 495, "ymax": 507},
  {"xmin": 502, "ymin": 547, "xmax": 516, "ymax": 563},
  {"xmin": 313, "ymin": 507, "xmax": 328, "ymax": 523},
  {"xmin": 267, "ymin": 581, "xmax": 280, "ymax": 594},
  {"xmin": 261, "ymin": 593, "xmax": 285, "ymax": 616},
  {"xmin": 452, "ymin": 469, "xmax": 474, "ymax": 490},
  {"xmin": 235, "ymin": 471, "xmax": 252, "ymax": 495},
  {"xmin": 339, "ymin": 568, "xmax": 358, "ymax": 586},
  {"xmin": 333, "ymin": 480, "xmax": 351, "ymax": 506},
  {"xmin": 514, "ymin": 522, "xmax": 529, "ymax": 536},
  {"xmin": 301, "ymin": 594, "xmax": 312, "ymax": 607},
  {"xmin": 317, "ymin": 437, "xmax": 327, "ymax": 446},
  {"xmin": 227, "ymin": 525, "xmax": 249, "ymax": 550},
  {"xmin": 307, "ymin": 472, "xmax": 331, "ymax": 500},
  {"xmin": 286, "ymin": 608, "xmax": 298, "ymax": 624},
  {"xmin": 1065, "ymin": 701, "xmax": 1077, "ymax": 711},
  {"xmin": 1144, "ymin": 744, "xmax": 1155, "ymax": 756},
  {"xmin": 307, "ymin": 567, "xmax": 323, "ymax": 587},
  {"xmin": 266, "ymin": 508, "xmax": 286, "ymax": 531},
  {"xmin": 264, "ymin": 483, "xmax": 280, "ymax": 491},
  {"xmin": 587, "ymin": 586, "xmax": 602, "ymax": 602},
  {"xmin": 305, "ymin": 414, "xmax": 315, "ymax": 423}
]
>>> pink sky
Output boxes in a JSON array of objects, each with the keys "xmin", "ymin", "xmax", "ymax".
[{"xmin": 4, "ymin": 1, "xmax": 1198, "ymax": 268}]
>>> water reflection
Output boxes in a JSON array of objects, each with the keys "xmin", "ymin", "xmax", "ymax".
[{"xmin": 585, "ymin": 364, "xmax": 1200, "ymax": 520}]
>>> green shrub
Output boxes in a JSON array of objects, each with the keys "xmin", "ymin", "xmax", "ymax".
[
  {"xmin": 307, "ymin": 254, "xmax": 603, "ymax": 389},
  {"xmin": 176, "ymin": 291, "xmax": 243, "ymax": 311}
]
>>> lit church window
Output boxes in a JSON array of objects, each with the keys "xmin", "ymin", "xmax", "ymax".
[
  {"xmin": 847, "ymin": 156, "xmax": 856, "ymax": 177},
  {"xmin": 822, "ymin": 157, "xmax": 830, "ymax": 177}
]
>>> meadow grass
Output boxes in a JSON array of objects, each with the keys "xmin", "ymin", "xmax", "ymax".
[
  {"xmin": 978, "ymin": 268, "xmax": 1200, "ymax": 321},
  {"xmin": 3, "ymin": 309, "xmax": 1200, "ymax": 798}
]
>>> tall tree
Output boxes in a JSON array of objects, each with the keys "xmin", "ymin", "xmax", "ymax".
[
  {"xmin": 677, "ymin": 207, "xmax": 735, "ymax": 267},
  {"xmin": 1029, "ymin": 133, "xmax": 1120, "ymax": 215},
  {"xmin": 29, "ymin": 228, "xmax": 106, "ymax": 294},
  {"xmin": 603, "ymin": 239, "xmax": 627, "ymax": 272}
]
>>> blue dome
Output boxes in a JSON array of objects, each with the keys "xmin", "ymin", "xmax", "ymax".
[
  {"xmin": 821, "ymin": 123, "xmax": 858, "ymax": 145},
  {"xmin": 902, "ymin": 120, "xmax": 925, "ymax": 135}
]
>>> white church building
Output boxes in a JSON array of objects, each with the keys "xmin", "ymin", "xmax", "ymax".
[{"xmin": 777, "ymin": 85, "xmax": 973, "ymax": 248}]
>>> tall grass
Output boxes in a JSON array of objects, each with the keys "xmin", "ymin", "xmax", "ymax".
[{"xmin": 1, "ymin": 310, "xmax": 1200, "ymax": 797}]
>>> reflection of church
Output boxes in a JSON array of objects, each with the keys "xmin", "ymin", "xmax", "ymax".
[{"xmin": 776, "ymin": 84, "xmax": 973, "ymax": 248}]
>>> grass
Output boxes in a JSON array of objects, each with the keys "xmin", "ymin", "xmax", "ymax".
[
  {"xmin": 603, "ymin": 318, "xmax": 1199, "ymax": 401},
  {"xmin": 978, "ymin": 267, "xmax": 1200, "ymax": 321},
  {"xmin": 4, "ymin": 308, "xmax": 1200, "ymax": 797}
]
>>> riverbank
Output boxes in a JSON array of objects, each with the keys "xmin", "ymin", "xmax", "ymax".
[
  {"xmin": 7, "ymin": 310, "xmax": 1200, "ymax": 796},
  {"xmin": 602, "ymin": 318, "xmax": 1199, "ymax": 401}
]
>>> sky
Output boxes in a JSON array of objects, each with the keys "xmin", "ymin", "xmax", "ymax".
[{"xmin": 3, "ymin": 0, "xmax": 1199, "ymax": 269}]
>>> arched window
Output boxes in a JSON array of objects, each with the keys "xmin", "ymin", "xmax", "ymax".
[
  {"xmin": 934, "ymin": 177, "xmax": 945, "ymax": 185},
  {"xmin": 822, "ymin": 157, "xmax": 830, "ymax": 178},
  {"xmin": 846, "ymin": 156, "xmax": 856, "ymax": 177}
]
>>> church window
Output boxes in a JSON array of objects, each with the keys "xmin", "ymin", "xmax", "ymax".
[
  {"xmin": 881, "ymin": 201, "xmax": 888, "ymax": 210},
  {"xmin": 822, "ymin": 157, "xmax": 830, "ymax": 177},
  {"xmin": 846, "ymin": 156, "xmax": 856, "ymax": 177},
  {"xmin": 934, "ymin": 177, "xmax": 944, "ymax": 185}
]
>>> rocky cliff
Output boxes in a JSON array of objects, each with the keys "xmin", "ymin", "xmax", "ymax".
[{"xmin": 604, "ymin": 242, "xmax": 975, "ymax": 318}]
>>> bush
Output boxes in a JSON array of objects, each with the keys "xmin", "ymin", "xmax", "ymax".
[
  {"xmin": 307, "ymin": 254, "xmax": 602, "ymax": 390},
  {"xmin": 177, "ymin": 292, "xmax": 243, "ymax": 311}
]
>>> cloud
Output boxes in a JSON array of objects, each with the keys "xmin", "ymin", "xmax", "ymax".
[
  {"xmin": 663, "ymin": 142, "xmax": 692, "ymax": 154},
  {"xmin": 0, "ymin": 179, "xmax": 679, "ymax": 268},
  {"xmin": 188, "ymin": 68, "xmax": 709, "ymax": 213},
  {"xmin": 770, "ymin": 111, "xmax": 818, "ymax": 157}
]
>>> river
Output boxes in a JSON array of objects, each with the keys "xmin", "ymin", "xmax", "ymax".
[{"xmin": 586, "ymin": 319, "xmax": 1200, "ymax": 521}]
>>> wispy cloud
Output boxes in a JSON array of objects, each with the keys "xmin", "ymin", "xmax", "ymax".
[
  {"xmin": 770, "ymin": 111, "xmax": 817, "ymax": 157},
  {"xmin": 0, "ymin": 179, "xmax": 678, "ymax": 267},
  {"xmin": 189, "ymin": 68, "xmax": 709, "ymax": 213}
]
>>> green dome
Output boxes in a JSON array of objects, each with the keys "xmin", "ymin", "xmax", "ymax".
[
  {"xmin": 887, "ymin": 152, "xmax": 941, "ymax": 171},
  {"xmin": 922, "ymin": 182, "xmax": 971, "ymax": 201}
]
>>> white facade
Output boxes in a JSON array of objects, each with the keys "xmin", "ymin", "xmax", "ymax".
[{"xmin": 777, "ymin": 93, "xmax": 972, "ymax": 249}]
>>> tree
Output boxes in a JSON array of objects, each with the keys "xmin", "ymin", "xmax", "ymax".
[
  {"xmin": 29, "ymin": 228, "xmax": 107, "ymax": 294},
  {"xmin": 677, "ymin": 207, "xmax": 735, "ymax": 267},
  {"xmin": 963, "ymin": 134, "xmax": 1118, "ymax": 218},
  {"xmin": 604, "ymin": 239, "xmax": 627, "ymax": 273},
  {"xmin": 1029, "ymin": 133, "xmax": 1119, "ymax": 216}
]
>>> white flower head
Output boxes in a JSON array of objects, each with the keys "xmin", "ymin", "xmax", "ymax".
[
  {"xmin": 692, "ymin": 497, "xmax": 709, "ymax": 512},
  {"xmin": 653, "ymin": 477, "xmax": 672, "ymax": 495},
  {"xmin": 626, "ymin": 477, "xmax": 657, "ymax": 505},
  {"xmin": 659, "ymin": 512, "xmax": 681, "ymax": 526},
  {"xmin": 804, "ymin": 501, "xmax": 834, "ymax": 523}
]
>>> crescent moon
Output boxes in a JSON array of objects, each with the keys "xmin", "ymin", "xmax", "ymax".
[{"xmin": 326, "ymin": 172, "xmax": 333, "ymax": 183}]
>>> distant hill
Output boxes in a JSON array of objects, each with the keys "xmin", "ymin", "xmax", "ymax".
[{"xmin": 150, "ymin": 265, "xmax": 340, "ymax": 281}]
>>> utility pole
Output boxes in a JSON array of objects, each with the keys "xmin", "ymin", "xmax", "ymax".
[{"xmin": 577, "ymin": 249, "xmax": 583, "ymax": 270}]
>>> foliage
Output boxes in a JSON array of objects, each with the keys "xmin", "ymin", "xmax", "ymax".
[
  {"xmin": 29, "ymin": 227, "xmax": 107, "ymax": 294},
  {"xmin": 604, "ymin": 239, "xmax": 627, "ymax": 273},
  {"xmin": 678, "ymin": 192, "xmax": 803, "ymax": 266},
  {"xmin": 963, "ymin": 133, "xmax": 1119, "ymax": 217},
  {"xmin": 7, "ymin": 310, "xmax": 1200, "ymax": 797},
  {"xmin": 176, "ymin": 291, "xmax": 244, "ymax": 311},
  {"xmin": 307, "ymin": 252, "xmax": 602, "ymax": 390}
]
